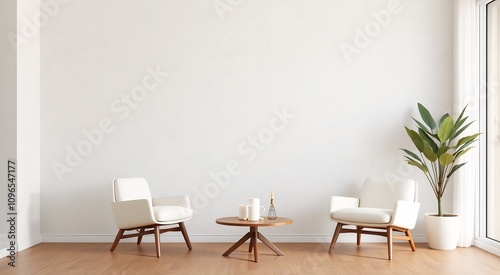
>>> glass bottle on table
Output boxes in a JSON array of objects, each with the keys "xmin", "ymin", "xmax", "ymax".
[{"xmin": 268, "ymin": 192, "xmax": 277, "ymax": 220}]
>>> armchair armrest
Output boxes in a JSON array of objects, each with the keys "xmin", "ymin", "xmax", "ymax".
[
  {"xmin": 330, "ymin": 196, "xmax": 360, "ymax": 214},
  {"xmin": 391, "ymin": 200, "xmax": 420, "ymax": 229},
  {"xmin": 111, "ymin": 199, "xmax": 156, "ymax": 229},
  {"xmin": 153, "ymin": 195, "xmax": 191, "ymax": 209}
]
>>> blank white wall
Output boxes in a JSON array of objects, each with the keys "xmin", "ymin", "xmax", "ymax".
[
  {"xmin": 40, "ymin": 0, "xmax": 454, "ymax": 242},
  {"xmin": 17, "ymin": 0, "xmax": 41, "ymax": 250},
  {"xmin": 0, "ymin": 0, "xmax": 17, "ymax": 249}
]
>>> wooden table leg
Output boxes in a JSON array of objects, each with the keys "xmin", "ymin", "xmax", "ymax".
[
  {"xmin": 223, "ymin": 226, "xmax": 285, "ymax": 263},
  {"xmin": 258, "ymin": 232, "xmax": 284, "ymax": 256},
  {"xmin": 223, "ymin": 227, "xmax": 261, "ymax": 262},
  {"xmin": 249, "ymin": 232, "xmax": 254, "ymax": 252},
  {"xmin": 251, "ymin": 227, "xmax": 258, "ymax": 262},
  {"xmin": 222, "ymin": 232, "xmax": 252, "ymax": 257}
]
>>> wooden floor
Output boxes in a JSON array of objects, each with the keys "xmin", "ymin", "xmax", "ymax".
[{"xmin": 0, "ymin": 242, "xmax": 498, "ymax": 274}]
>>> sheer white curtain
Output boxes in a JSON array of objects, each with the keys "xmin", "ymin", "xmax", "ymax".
[{"xmin": 453, "ymin": 0, "xmax": 478, "ymax": 248}]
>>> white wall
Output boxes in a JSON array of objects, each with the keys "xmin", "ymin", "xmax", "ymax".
[
  {"xmin": 0, "ymin": 0, "xmax": 17, "ymax": 249},
  {"xmin": 40, "ymin": 0, "xmax": 454, "ymax": 242},
  {"xmin": 17, "ymin": 0, "xmax": 42, "ymax": 250}
]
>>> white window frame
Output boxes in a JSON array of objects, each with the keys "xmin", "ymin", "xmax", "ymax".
[{"xmin": 474, "ymin": 0, "xmax": 500, "ymax": 256}]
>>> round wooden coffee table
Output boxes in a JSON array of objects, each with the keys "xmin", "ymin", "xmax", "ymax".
[{"xmin": 215, "ymin": 217, "xmax": 293, "ymax": 262}]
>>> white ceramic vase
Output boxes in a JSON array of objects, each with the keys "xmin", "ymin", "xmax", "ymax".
[{"xmin": 424, "ymin": 213, "xmax": 460, "ymax": 250}]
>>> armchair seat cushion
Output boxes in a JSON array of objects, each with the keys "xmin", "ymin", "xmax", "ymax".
[
  {"xmin": 331, "ymin": 207, "xmax": 393, "ymax": 224},
  {"xmin": 153, "ymin": 206, "xmax": 193, "ymax": 222}
]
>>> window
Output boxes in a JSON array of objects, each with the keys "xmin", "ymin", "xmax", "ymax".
[
  {"xmin": 476, "ymin": 0, "xmax": 500, "ymax": 255},
  {"xmin": 486, "ymin": 0, "xmax": 500, "ymax": 243}
]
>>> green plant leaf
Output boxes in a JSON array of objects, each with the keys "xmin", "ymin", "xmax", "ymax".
[
  {"xmin": 401, "ymin": 148, "xmax": 423, "ymax": 162},
  {"xmin": 447, "ymin": 163, "xmax": 467, "ymax": 178},
  {"xmin": 457, "ymin": 133, "xmax": 481, "ymax": 147},
  {"xmin": 437, "ymin": 116, "xmax": 454, "ymax": 143},
  {"xmin": 454, "ymin": 105, "xmax": 468, "ymax": 129},
  {"xmin": 454, "ymin": 115, "xmax": 468, "ymax": 132},
  {"xmin": 412, "ymin": 118, "xmax": 431, "ymax": 134},
  {"xmin": 418, "ymin": 103, "xmax": 436, "ymax": 131},
  {"xmin": 419, "ymin": 128, "xmax": 438, "ymax": 152},
  {"xmin": 404, "ymin": 156, "xmax": 414, "ymax": 162},
  {"xmin": 438, "ymin": 113, "xmax": 449, "ymax": 127},
  {"xmin": 405, "ymin": 127, "xmax": 425, "ymax": 152},
  {"xmin": 407, "ymin": 160, "xmax": 428, "ymax": 173},
  {"xmin": 454, "ymin": 147, "xmax": 472, "ymax": 159},
  {"xmin": 436, "ymin": 145, "xmax": 450, "ymax": 157},
  {"xmin": 450, "ymin": 121, "xmax": 473, "ymax": 140},
  {"xmin": 439, "ymin": 153, "xmax": 454, "ymax": 166},
  {"xmin": 456, "ymin": 138, "xmax": 478, "ymax": 152},
  {"xmin": 423, "ymin": 144, "xmax": 438, "ymax": 162}
]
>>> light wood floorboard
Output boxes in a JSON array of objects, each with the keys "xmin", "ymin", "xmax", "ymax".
[{"xmin": 0, "ymin": 242, "xmax": 499, "ymax": 274}]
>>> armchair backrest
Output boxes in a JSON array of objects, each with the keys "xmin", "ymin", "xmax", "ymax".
[
  {"xmin": 359, "ymin": 177, "xmax": 418, "ymax": 209},
  {"xmin": 113, "ymin": 177, "xmax": 152, "ymax": 203}
]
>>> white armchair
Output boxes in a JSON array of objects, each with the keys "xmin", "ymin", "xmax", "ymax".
[
  {"xmin": 110, "ymin": 177, "xmax": 193, "ymax": 257},
  {"xmin": 329, "ymin": 177, "xmax": 420, "ymax": 260}
]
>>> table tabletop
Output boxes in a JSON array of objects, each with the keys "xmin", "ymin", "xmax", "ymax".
[{"xmin": 216, "ymin": 216, "xmax": 292, "ymax": 227}]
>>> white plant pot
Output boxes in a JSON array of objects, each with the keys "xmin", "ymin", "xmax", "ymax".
[{"xmin": 424, "ymin": 213, "xmax": 460, "ymax": 250}]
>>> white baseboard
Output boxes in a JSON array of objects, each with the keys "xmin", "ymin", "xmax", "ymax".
[
  {"xmin": 19, "ymin": 235, "xmax": 42, "ymax": 251},
  {"xmin": 474, "ymin": 238, "xmax": 500, "ymax": 256},
  {"xmin": 0, "ymin": 233, "xmax": 427, "ymax": 258},
  {"xmin": 0, "ymin": 235, "xmax": 42, "ymax": 258},
  {"xmin": 0, "ymin": 246, "xmax": 5, "ymax": 258},
  {"xmin": 40, "ymin": 233, "xmax": 427, "ymax": 244},
  {"xmin": 0, "ymin": 232, "xmax": 431, "ymax": 260},
  {"xmin": 5, "ymin": 234, "xmax": 499, "ymax": 258}
]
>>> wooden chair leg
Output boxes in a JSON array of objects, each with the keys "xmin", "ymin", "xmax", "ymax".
[
  {"xmin": 179, "ymin": 222, "xmax": 192, "ymax": 250},
  {"xmin": 110, "ymin": 229, "xmax": 125, "ymax": 252},
  {"xmin": 329, "ymin": 223, "xmax": 343, "ymax": 253},
  {"xmin": 386, "ymin": 226, "xmax": 393, "ymax": 260},
  {"xmin": 137, "ymin": 228, "xmax": 145, "ymax": 245},
  {"xmin": 154, "ymin": 225, "xmax": 161, "ymax": 258},
  {"xmin": 356, "ymin": 226, "xmax": 362, "ymax": 245},
  {"xmin": 405, "ymin": 229, "xmax": 416, "ymax": 251}
]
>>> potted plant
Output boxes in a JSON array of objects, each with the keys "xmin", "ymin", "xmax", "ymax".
[{"xmin": 401, "ymin": 103, "xmax": 480, "ymax": 250}]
